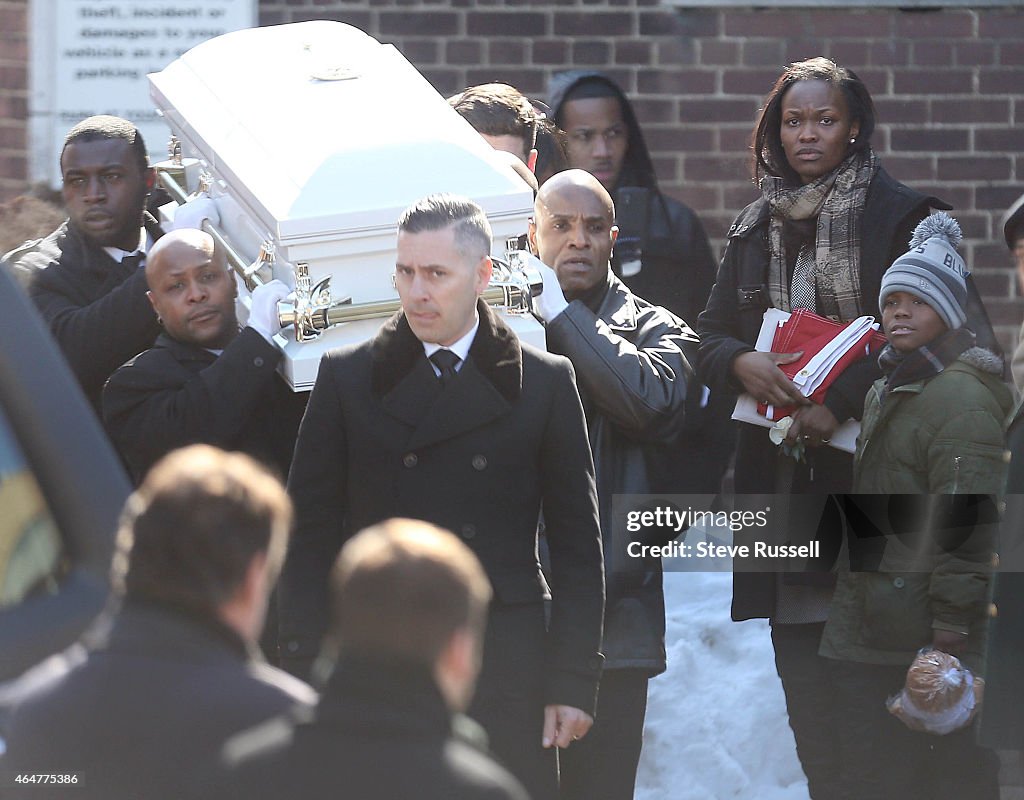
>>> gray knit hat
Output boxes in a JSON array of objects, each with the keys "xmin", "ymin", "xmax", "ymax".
[{"xmin": 879, "ymin": 212, "xmax": 969, "ymax": 330}]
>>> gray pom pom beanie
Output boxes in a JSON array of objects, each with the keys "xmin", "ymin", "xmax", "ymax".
[{"xmin": 879, "ymin": 212, "xmax": 969, "ymax": 330}]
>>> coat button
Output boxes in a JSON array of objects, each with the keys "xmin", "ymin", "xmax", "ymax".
[
  {"xmin": 461, "ymin": 524, "xmax": 476, "ymax": 540},
  {"xmin": 472, "ymin": 455, "xmax": 488, "ymax": 471},
  {"xmin": 893, "ymin": 577, "xmax": 905, "ymax": 589},
  {"xmin": 403, "ymin": 453, "xmax": 418, "ymax": 468},
  {"xmin": 254, "ymin": 356, "xmax": 264, "ymax": 367},
  {"xmin": 286, "ymin": 640, "xmax": 299, "ymax": 653}
]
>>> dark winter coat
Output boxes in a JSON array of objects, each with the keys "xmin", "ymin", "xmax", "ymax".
[
  {"xmin": 0, "ymin": 601, "xmax": 315, "ymax": 800},
  {"xmin": 549, "ymin": 69, "xmax": 731, "ymax": 493},
  {"xmin": 278, "ymin": 301, "xmax": 603, "ymax": 799},
  {"xmin": 545, "ymin": 272, "xmax": 695, "ymax": 674},
  {"xmin": 102, "ymin": 328, "xmax": 307, "ymax": 485},
  {"xmin": 3, "ymin": 217, "xmax": 163, "ymax": 412},
  {"xmin": 697, "ymin": 167, "xmax": 1001, "ymax": 620},
  {"xmin": 819, "ymin": 347, "xmax": 1009, "ymax": 671},
  {"xmin": 222, "ymin": 656, "xmax": 530, "ymax": 800}
]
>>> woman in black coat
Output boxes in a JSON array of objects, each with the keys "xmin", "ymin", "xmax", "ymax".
[{"xmin": 697, "ymin": 57, "xmax": 998, "ymax": 800}]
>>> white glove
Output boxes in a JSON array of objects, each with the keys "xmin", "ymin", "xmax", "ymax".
[
  {"xmin": 172, "ymin": 195, "xmax": 220, "ymax": 231},
  {"xmin": 532, "ymin": 258, "xmax": 570, "ymax": 323},
  {"xmin": 247, "ymin": 279, "xmax": 291, "ymax": 343}
]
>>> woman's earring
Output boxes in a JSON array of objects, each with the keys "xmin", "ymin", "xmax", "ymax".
[{"xmin": 849, "ymin": 137, "xmax": 856, "ymax": 144}]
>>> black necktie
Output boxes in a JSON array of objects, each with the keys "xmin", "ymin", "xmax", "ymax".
[
  {"xmin": 429, "ymin": 349, "xmax": 461, "ymax": 385},
  {"xmin": 122, "ymin": 253, "xmax": 143, "ymax": 271}
]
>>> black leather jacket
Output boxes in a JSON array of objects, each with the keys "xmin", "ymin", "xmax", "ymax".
[{"xmin": 545, "ymin": 272, "xmax": 697, "ymax": 673}]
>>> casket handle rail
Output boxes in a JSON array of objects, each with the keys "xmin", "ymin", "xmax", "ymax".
[
  {"xmin": 157, "ymin": 166, "xmax": 543, "ymax": 343},
  {"xmin": 278, "ymin": 255, "xmax": 542, "ymax": 343},
  {"xmin": 157, "ymin": 166, "xmax": 276, "ymax": 294}
]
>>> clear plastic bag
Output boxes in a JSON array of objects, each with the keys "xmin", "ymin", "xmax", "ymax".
[{"xmin": 886, "ymin": 648, "xmax": 984, "ymax": 735}]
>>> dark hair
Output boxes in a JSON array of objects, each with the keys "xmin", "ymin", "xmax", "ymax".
[
  {"xmin": 534, "ymin": 119, "xmax": 569, "ymax": 185},
  {"xmin": 115, "ymin": 446, "xmax": 291, "ymax": 619},
  {"xmin": 449, "ymin": 83, "xmax": 540, "ymax": 158},
  {"xmin": 61, "ymin": 115, "xmax": 149, "ymax": 175},
  {"xmin": 398, "ymin": 193, "xmax": 492, "ymax": 262},
  {"xmin": 330, "ymin": 519, "xmax": 492, "ymax": 666},
  {"xmin": 553, "ymin": 76, "xmax": 621, "ymax": 129},
  {"xmin": 751, "ymin": 57, "xmax": 876, "ymax": 185}
]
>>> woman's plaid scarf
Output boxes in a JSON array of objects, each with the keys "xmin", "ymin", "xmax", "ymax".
[{"xmin": 761, "ymin": 149, "xmax": 878, "ymax": 322}]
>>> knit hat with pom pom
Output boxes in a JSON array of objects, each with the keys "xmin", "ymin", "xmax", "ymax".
[{"xmin": 879, "ymin": 212, "xmax": 969, "ymax": 330}]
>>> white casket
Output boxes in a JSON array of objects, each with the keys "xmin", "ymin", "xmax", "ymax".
[{"xmin": 148, "ymin": 21, "xmax": 542, "ymax": 390}]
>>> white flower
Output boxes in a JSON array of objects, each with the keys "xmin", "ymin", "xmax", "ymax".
[{"xmin": 769, "ymin": 416, "xmax": 793, "ymax": 446}]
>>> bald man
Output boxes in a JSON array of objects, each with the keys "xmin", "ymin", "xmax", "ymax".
[
  {"xmin": 528, "ymin": 170, "xmax": 698, "ymax": 800},
  {"xmin": 102, "ymin": 228, "xmax": 302, "ymax": 486}
]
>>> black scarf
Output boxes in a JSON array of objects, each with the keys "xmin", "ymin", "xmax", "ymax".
[{"xmin": 878, "ymin": 327, "xmax": 975, "ymax": 397}]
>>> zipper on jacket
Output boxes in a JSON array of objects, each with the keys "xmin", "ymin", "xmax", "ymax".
[{"xmin": 952, "ymin": 455, "xmax": 961, "ymax": 494}]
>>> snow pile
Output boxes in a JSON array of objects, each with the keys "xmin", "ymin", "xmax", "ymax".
[{"xmin": 635, "ymin": 569, "xmax": 809, "ymax": 800}]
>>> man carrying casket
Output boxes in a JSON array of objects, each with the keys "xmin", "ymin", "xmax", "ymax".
[
  {"xmin": 102, "ymin": 228, "xmax": 302, "ymax": 486},
  {"xmin": 2, "ymin": 116, "xmax": 164, "ymax": 413},
  {"xmin": 280, "ymin": 194, "xmax": 605, "ymax": 800}
]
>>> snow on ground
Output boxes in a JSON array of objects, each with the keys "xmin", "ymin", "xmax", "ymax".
[{"xmin": 635, "ymin": 564, "xmax": 810, "ymax": 800}]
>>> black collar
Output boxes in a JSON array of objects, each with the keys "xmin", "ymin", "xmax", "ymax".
[{"xmin": 370, "ymin": 298, "xmax": 522, "ymax": 403}]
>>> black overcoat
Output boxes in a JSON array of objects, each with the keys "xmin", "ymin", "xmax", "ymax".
[
  {"xmin": 4, "ymin": 217, "xmax": 163, "ymax": 412},
  {"xmin": 102, "ymin": 328, "xmax": 306, "ymax": 484},
  {"xmin": 223, "ymin": 656, "xmax": 530, "ymax": 800},
  {"xmin": 0, "ymin": 601, "xmax": 314, "ymax": 800},
  {"xmin": 279, "ymin": 301, "xmax": 604, "ymax": 800}
]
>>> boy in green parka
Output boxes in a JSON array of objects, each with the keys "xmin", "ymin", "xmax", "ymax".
[{"xmin": 820, "ymin": 213, "xmax": 1010, "ymax": 800}]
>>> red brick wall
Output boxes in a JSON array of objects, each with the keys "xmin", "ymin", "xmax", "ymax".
[
  {"xmin": 259, "ymin": 2, "xmax": 1024, "ymax": 348},
  {"xmin": 0, "ymin": 0, "xmax": 28, "ymax": 200},
  {"xmin": 5, "ymin": 3, "xmax": 1022, "ymax": 346}
]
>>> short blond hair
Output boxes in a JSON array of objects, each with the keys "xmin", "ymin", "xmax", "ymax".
[{"xmin": 331, "ymin": 518, "xmax": 492, "ymax": 665}]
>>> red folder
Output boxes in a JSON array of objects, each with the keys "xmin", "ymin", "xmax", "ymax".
[{"xmin": 756, "ymin": 309, "xmax": 887, "ymax": 421}]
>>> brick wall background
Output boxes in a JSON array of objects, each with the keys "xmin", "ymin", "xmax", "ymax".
[
  {"xmin": 4, "ymin": 2, "xmax": 1023, "ymax": 348},
  {"xmin": 0, "ymin": 1, "xmax": 28, "ymax": 201}
]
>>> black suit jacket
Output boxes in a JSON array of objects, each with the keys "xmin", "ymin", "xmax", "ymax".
[
  {"xmin": 280, "ymin": 301, "xmax": 604, "ymax": 714},
  {"xmin": 102, "ymin": 328, "xmax": 307, "ymax": 484},
  {"xmin": 0, "ymin": 602, "xmax": 315, "ymax": 800},
  {"xmin": 224, "ymin": 655, "xmax": 529, "ymax": 800},
  {"xmin": 6, "ymin": 217, "xmax": 164, "ymax": 412}
]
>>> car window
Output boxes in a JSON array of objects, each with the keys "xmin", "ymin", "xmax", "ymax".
[{"xmin": 0, "ymin": 409, "xmax": 64, "ymax": 609}]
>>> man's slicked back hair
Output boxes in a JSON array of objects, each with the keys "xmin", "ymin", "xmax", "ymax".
[
  {"xmin": 398, "ymin": 193, "xmax": 492, "ymax": 263},
  {"xmin": 62, "ymin": 115, "xmax": 149, "ymax": 175}
]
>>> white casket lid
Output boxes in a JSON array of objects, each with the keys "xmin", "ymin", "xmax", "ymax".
[{"xmin": 149, "ymin": 21, "xmax": 532, "ymax": 245}]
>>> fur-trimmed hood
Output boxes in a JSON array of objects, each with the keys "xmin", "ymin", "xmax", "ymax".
[
  {"xmin": 369, "ymin": 298, "xmax": 523, "ymax": 401},
  {"xmin": 958, "ymin": 345, "xmax": 1004, "ymax": 375}
]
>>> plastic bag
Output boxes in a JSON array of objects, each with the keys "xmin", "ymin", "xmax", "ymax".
[{"xmin": 886, "ymin": 648, "xmax": 984, "ymax": 735}]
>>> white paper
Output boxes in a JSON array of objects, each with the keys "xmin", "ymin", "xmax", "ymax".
[{"xmin": 730, "ymin": 309, "xmax": 873, "ymax": 455}]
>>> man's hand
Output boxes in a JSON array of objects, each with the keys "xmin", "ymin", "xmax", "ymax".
[
  {"xmin": 732, "ymin": 351, "xmax": 808, "ymax": 408},
  {"xmin": 531, "ymin": 259, "xmax": 569, "ymax": 324},
  {"xmin": 542, "ymin": 704, "xmax": 593, "ymax": 749},
  {"xmin": 247, "ymin": 279, "xmax": 292, "ymax": 343},
  {"xmin": 932, "ymin": 628, "xmax": 969, "ymax": 657}
]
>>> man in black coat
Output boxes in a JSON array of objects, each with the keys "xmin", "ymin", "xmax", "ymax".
[
  {"xmin": 102, "ymin": 228, "xmax": 303, "ymax": 485},
  {"xmin": 548, "ymin": 70, "xmax": 732, "ymax": 495},
  {"xmin": 0, "ymin": 446, "xmax": 315, "ymax": 800},
  {"xmin": 279, "ymin": 194, "xmax": 604, "ymax": 800},
  {"xmin": 2, "ymin": 116, "xmax": 164, "ymax": 412},
  {"xmin": 225, "ymin": 518, "xmax": 529, "ymax": 800},
  {"xmin": 527, "ymin": 170, "xmax": 695, "ymax": 800}
]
